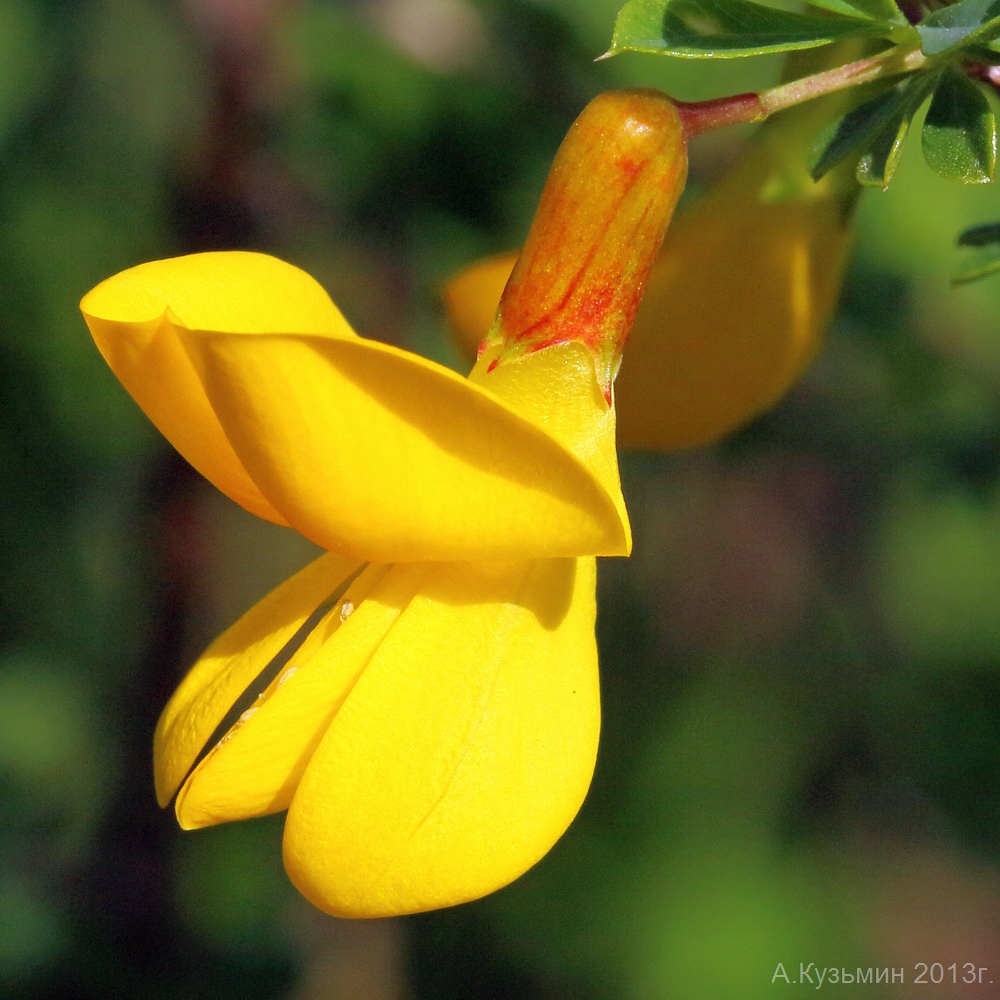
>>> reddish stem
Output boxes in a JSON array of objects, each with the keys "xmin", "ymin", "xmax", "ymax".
[
  {"xmin": 674, "ymin": 44, "xmax": 926, "ymax": 139},
  {"xmin": 676, "ymin": 92, "xmax": 765, "ymax": 138}
]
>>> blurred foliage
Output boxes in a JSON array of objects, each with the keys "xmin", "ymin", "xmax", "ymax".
[{"xmin": 3, "ymin": 1, "xmax": 1000, "ymax": 998}]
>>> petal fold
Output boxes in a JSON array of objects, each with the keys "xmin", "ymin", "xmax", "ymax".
[
  {"xmin": 81, "ymin": 252, "xmax": 355, "ymax": 524},
  {"xmin": 181, "ymin": 328, "xmax": 628, "ymax": 561},
  {"xmin": 84, "ymin": 251, "xmax": 629, "ymax": 561},
  {"xmin": 282, "ymin": 557, "xmax": 599, "ymax": 918}
]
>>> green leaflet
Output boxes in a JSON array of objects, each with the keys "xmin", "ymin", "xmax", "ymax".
[
  {"xmin": 609, "ymin": 0, "xmax": 890, "ymax": 58},
  {"xmin": 917, "ymin": 0, "xmax": 1000, "ymax": 56},
  {"xmin": 922, "ymin": 68, "xmax": 998, "ymax": 183},
  {"xmin": 811, "ymin": 74, "xmax": 937, "ymax": 187}
]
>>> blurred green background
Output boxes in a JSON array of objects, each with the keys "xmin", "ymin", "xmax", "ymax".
[{"xmin": 4, "ymin": 1, "xmax": 1000, "ymax": 997}]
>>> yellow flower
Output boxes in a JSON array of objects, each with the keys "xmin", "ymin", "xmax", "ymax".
[
  {"xmin": 445, "ymin": 106, "xmax": 857, "ymax": 451},
  {"xmin": 80, "ymin": 90, "xmax": 687, "ymax": 917}
]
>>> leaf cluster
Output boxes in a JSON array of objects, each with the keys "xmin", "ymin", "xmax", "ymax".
[{"xmin": 610, "ymin": 0, "xmax": 1000, "ymax": 277}]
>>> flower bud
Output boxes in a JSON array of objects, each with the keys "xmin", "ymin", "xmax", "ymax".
[
  {"xmin": 446, "ymin": 100, "xmax": 857, "ymax": 449},
  {"xmin": 482, "ymin": 89, "xmax": 688, "ymax": 403}
]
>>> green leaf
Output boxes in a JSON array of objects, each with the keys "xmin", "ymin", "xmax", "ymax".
[
  {"xmin": 953, "ymin": 222, "xmax": 1000, "ymax": 282},
  {"xmin": 609, "ymin": 0, "xmax": 889, "ymax": 58},
  {"xmin": 811, "ymin": 75, "xmax": 935, "ymax": 185},
  {"xmin": 922, "ymin": 69, "xmax": 997, "ymax": 183},
  {"xmin": 917, "ymin": 0, "xmax": 1000, "ymax": 56}
]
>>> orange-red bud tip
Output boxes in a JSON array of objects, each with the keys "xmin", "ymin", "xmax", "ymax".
[{"xmin": 485, "ymin": 89, "xmax": 688, "ymax": 402}]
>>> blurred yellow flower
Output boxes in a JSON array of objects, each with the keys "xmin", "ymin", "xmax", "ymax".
[{"xmin": 80, "ymin": 89, "xmax": 687, "ymax": 917}]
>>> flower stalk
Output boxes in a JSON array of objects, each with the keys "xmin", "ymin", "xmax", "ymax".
[
  {"xmin": 676, "ymin": 44, "xmax": 928, "ymax": 137},
  {"xmin": 760, "ymin": 44, "xmax": 928, "ymax": 118}
]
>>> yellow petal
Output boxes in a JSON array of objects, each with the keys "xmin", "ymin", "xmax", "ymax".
[
  {"xmin": 469, "ymin": 340, "xmax": 629, "ymax": 550},
  {"xmin": 180, "ymin": 328, "xmax": 628, "ymax": 561},
  {"xmin": 282, "ymin": 557, "xmax": 599, "ymax": 918},
  {"xmin": 153, "ymin": 550, "xmax": 361, "ymax": 807},
  {"xmin": 174, "ymin": 561, "xmax": 410, "ymax": 829},
  {"xmin": 81, "ymin": 252, "xmax": 355, "ymax": 524}
]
